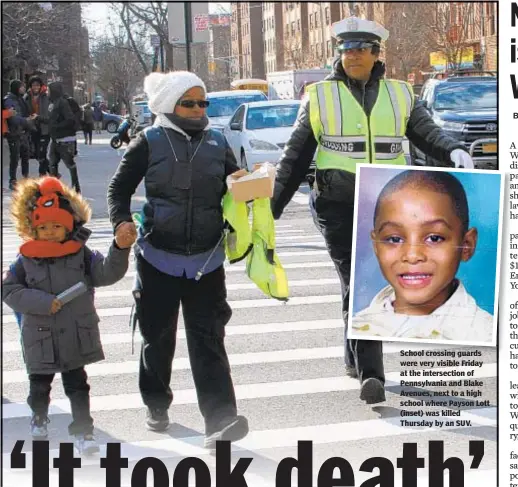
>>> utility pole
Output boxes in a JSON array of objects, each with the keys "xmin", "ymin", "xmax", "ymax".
[{"xmin": 184, "ymin": 2, "xmax": 193, "ymax": 71}]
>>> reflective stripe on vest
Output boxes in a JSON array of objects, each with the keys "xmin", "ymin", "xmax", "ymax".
[
  {"xmin": 308, "ymin": 79, "xmax": 414, "ymax": 173},
  {"xmin": 246, "ymin": 198, "xmax": 289, "ymax": 301},
  {"xmin": 222, "ymin": 191, "xmax": 252, "ymax": 264}
]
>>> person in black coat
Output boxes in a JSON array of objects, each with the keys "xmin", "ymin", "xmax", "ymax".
[
  {"xmin": 107, "ymin": 70, "xmax": 248, "ymax": 450},
  {"xmin": 271, "ymin": 17, "xmax": 474, "ymax": 405}
]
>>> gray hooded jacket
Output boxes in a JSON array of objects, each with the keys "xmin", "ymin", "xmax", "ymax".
[{"xmin": 2, "ymin": 243, "xmax": 130, "ymax": 374}]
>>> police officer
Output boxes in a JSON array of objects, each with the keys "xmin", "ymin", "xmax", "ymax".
[{"xmin": 270, "ymin": 17, "xmax": 474, "ymax": 405}]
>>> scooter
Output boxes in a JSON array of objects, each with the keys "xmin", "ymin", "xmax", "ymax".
[{"xmin": 110, "ymin": 116, "xmax": 139, "ymax": 149}]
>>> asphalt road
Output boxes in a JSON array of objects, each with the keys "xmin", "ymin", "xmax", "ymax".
[{"xmin": 1, "ymin": 135, "xmax": 496, "ymax": 486}]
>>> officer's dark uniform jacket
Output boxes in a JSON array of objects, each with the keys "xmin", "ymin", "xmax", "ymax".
[
  {"xmin": 271, "ymin": 59, "xmax": 466, "ymax": 218},
  {"xmin": 107, "ymin": 125, "xmax": 239, "ymax": 253}
]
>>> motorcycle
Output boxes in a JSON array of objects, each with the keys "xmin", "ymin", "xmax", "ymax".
[{"xmin": 110, "ymin": 116, "xmax": 143, "ymax": 149}]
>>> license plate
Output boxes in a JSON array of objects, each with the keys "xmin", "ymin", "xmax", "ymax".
[{"xmin": 482, "ymin": 143, "xmax": 496, "ymax": 153}]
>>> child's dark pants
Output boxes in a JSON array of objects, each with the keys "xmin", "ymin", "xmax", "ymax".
[{"xmin": 28, "ymin": 367, "xmax": 94, "ymax": 435}]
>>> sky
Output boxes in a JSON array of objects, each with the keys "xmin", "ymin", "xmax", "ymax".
[{"xmin": 82, "ymin": 2, "xmax": 231, "ymax": 33}]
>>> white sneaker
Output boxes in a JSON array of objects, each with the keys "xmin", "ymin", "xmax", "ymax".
[{"xmin": 74, "ymin": 434, "xmax": 100, "ymax": 455}]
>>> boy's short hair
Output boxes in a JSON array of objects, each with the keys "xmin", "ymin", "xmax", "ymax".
[{"xmin": 373, "ymin": 170, "xmax": 469, "ymax": 234}]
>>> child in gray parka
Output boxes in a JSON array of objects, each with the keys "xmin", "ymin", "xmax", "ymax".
[{"xmin": 2, "ymin": 177, "xmax": 135, "ymax": 455}]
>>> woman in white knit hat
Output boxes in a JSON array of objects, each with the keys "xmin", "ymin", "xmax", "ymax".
[{"xmin": 107, "ymin": 71, "xmax": 248, "ymax": 449}]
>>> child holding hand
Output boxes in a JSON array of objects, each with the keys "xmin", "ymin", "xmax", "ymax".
[{"xmin": 2, "ymin": 177, "xmax": 135, "ymax": 454}]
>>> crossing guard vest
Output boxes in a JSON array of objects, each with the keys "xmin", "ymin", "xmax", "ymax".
[
  {"xmin": 245, "ymin": 198, "xmax": 289, "ymax": 301},
  {"xmin": 308, "ymin": 79, "xmax": 414, "ymax": 173},
  {"xmin": 222, "ymin": 191, "xmax": 253, "ymax": 263}
]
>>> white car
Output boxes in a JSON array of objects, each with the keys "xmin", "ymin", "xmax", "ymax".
[
  {"xmin": 223, "ymin": 100, "xmax": 301, "ymax": 171},
  {"xmin": 206, "ymin": 90, "xmax": 267, "ymax": 132}
]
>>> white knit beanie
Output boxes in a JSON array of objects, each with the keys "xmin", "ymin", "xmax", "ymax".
[{"xmin": 144, "ymin": 71, "xmax": 207, "ymax": 115}]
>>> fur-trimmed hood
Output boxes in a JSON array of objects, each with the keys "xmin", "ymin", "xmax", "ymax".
[{"xmin": 10, "ymin": 177, "xmax": 92, "ymax": 241}]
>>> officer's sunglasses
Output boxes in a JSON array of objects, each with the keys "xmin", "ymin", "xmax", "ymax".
[
  {"xmin": 177, "ymin": 99, "xmax": 210, "ymax": 109},
  {"xmin": 337, "ymin": 41, "xmax": 377, "ymax": 53}
]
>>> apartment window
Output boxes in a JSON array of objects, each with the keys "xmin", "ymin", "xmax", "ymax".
[
  {"xmin": 291, "ymin": 21, "xmax": 295, "ymax": 35},
  {"xmin": 325, "ymin": 7, "xmax": 330, "ymax": 25},
  {"xmin": 327, "ymin": 40, "xmax": 332, "ymax": 57},
  {"xmin": 315, "ymin": 12, "xmax": 319, "ymax": 28},
  {"xmin": 297, "ymin": 19, "xmax": 301, "ymax": 31},
  {"xmin": 310, "ymin": 16, "xmax": 314, "ymax": 30}
]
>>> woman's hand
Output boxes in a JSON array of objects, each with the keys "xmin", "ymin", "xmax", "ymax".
[{"xmin": 115, "ymin": 221, "xmax": 137, "ymax": 249}]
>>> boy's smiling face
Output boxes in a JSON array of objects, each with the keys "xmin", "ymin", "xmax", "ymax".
[{"xmin": 371, "ymin": 186, "xmax": 477, "ymax": 315}]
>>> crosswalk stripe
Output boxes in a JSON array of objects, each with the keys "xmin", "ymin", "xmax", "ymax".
[
  {"xmin": 1, "ymin": 230, "xmax": 315, "ymax": 249},
  {"xmin": 3, "ymin": 319, "xmax": 344, "ymax": 353},
  {"xmin": 1, "ymin": 406, "xmax": 495, "ymax": 469},
  {"xmin": 2, "ymin": 295, "xmax": 343, "ymax": 323},
  {"xmin": 3, "ymin": 363, "xmax": 496, "ymax": 419},
  {"xmin": 3, "ymin": 346, "xmax": 345, "ymax": 383},
  {"xmin": 1, "ymin": 276, "xmax": 340, "ymax": 312}
]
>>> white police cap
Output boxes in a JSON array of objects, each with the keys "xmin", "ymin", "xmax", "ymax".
[{"xmin": 332, "ymin": 17, "xmax": 389, "ymax": 44}]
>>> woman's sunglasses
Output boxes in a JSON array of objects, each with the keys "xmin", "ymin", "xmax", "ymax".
[{"xmin": 177, "ymin": 99, "xmax": 210, "ymax": 109}]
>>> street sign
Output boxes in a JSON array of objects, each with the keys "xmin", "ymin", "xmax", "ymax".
[
  {"xmin": 151, "ymin": 35, "xmax": 160, "ymax": 47},
  {"xmin": 194, "ymin": 14, "xmax": 209, "ymax": 32}
]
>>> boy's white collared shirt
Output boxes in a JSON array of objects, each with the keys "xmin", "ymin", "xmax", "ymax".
[{"xmin": 352, "ymin": 281, "xmax": 493, "ymax": 343}]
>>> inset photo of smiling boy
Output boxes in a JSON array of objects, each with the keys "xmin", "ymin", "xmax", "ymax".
[{"xmin": 349, "ymin": 165, "xmax": 503, "ymax": 347}]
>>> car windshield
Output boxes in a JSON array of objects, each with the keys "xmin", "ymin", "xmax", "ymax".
[
  {"xmin": 433, "ymin": 83, "xmax": 496, "ymax": 110},
  {"xmin": 246, "ymin": 105, "xmax": 300, "ymax": 130},
  {"xmin": 206, "ymin": 94, "xmax": 267, "ymax": 117}
]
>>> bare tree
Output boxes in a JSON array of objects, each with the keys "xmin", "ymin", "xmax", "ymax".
[
  {"xmin": 2, "ymin": 2, "xmax": 83, "ymax": 81},
  {"xmin": 429, "ymin": 3, "xmax": 477, "ymax": 71},
  {"xmin": 91, "ymin": 35, "xmax": 148, "ymax": 114},
  {"xmin": 384, "ymin": 3, "xmax": 437, "ymax": 79},
  {"xmin": 282, "ymin": 34, "xmax": 320, "ymax": 70}
]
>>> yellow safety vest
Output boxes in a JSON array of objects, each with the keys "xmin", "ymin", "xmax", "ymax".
[
  {"xmin": 222, "ymin": 192, "xmax": 252, "ymax": 264},
  {"xmin": 246, "ymin": 198, "xmax": 289, "ymax": 301},
  {"xmin": 308, "ymin": 79, "xmax": 414, "ymax": 173}
]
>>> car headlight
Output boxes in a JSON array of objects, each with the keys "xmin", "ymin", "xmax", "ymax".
[
  {"xmin": 248, "ymin": 139, "xmax": 281, "ymax": 151},
  {"xmin": 434, "ymin": 119, "xmax": 464, "ymax": 131}
]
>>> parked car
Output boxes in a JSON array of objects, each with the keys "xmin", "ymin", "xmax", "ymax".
[
  {"xmin": 206, "ymin": 90, "xmax": 267, "ymax": 132},
  {"xmin": 410, "ymin": 73, "xmax": 497, "ymax": 169},
  {"xmin": 102, "ymin": 112, "xmax": 124, "ymax": 133},
  {"xmin": 223, "ymin": 100, "xmax": 316, "ymax": 180}
]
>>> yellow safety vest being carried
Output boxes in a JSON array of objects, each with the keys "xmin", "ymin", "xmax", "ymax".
[
  {"xmin": 308, "ymin": 79, "xmax": 414, "ymax": 174},
  {"xmin": 246, "ymin": 198, "xmax": 289, "ymax": 301},
  {"xmin": 222, "ymin": 191, "xmax": 253, "ymax": 263},
  {"xmin": 222, "ymin": 193, "xmax": 289, "ymax": 301}
]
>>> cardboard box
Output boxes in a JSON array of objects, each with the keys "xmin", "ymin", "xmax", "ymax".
[{"xmin": 226, "ymin": 163, "xmax": 276, "ymax": 202}]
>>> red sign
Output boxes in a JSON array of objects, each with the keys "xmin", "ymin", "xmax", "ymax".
[{"xmin": 194, "ymin": 14, "xmax": 209, "ymax": 32}]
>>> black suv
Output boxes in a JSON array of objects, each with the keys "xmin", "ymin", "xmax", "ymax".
[{"xmin": 410, "ymin": 72, "xmax": 497, "ymax": 169}]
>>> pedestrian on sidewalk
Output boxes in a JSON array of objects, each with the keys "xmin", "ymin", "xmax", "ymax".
[
  {"xmin": 2, "ymin": 98, "xmax": 15, "ymax": 136},
  {"xmin": 107, "ymin": 70, "xmax": 249, "ymax": 449},
  {"xmin": 46, "ymin": 82, "xmax": 81, "ymax": 193},
  {"xmin": 92, "ymin": 102, "xmax": 103, "ymax": 134},
  {"xmin": 82, "ymin": 103, "xmax": 94, "ymax": 144},
  {"xmin": 270, "ymin": 17, "xmax": 474, "ymax": 405},
  {"xmin": 24, "ymin": 76, "xmax": 51, "ymax": 176},
  {"xmin": 3, "ymin": 80, "xmax": 36, "ymax": 190},
  {"xmin": 2, "ymin": 176, "xmax": 135, "ymax": 454}
]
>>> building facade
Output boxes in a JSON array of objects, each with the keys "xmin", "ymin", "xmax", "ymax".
[
  {"xmin": 207, "ymin": 14, "xmax": 232, "ymax": 91},
  {"xmin": 263, "ymin": 2, "xmax": 284, "ymax": 74},
  {"xmin": 230, "ymin": 2, "xmax": 498, "ymax": 83}
]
